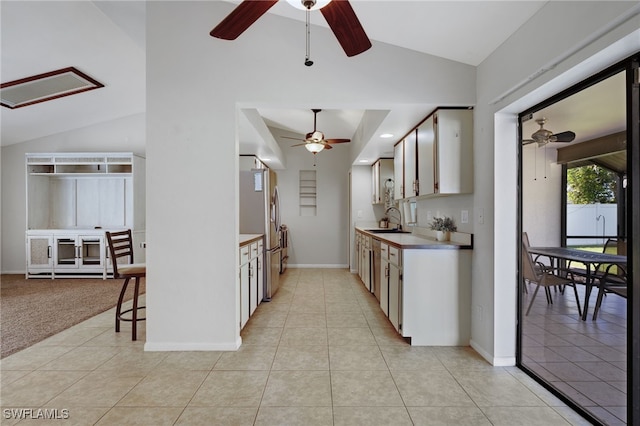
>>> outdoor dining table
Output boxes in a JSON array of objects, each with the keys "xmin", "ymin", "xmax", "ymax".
[{"xmin": 527, "ymin": 246, "xmax": 627, "ymax": 321}]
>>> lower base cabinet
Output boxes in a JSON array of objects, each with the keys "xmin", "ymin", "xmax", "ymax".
[
  {"xmin": 239, "ymin": 237, "xmax": 264, "ymax": 330},
  {"xmin": 366, "ymin": 233, "xmax": 472, "ymax": 346}
]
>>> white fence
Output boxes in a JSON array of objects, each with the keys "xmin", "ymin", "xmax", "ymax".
[{"xmin": 566, "ymin": 203, "xmax": 617, "ymax": 246}]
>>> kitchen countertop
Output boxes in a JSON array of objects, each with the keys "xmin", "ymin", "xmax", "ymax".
[
  {"xmin": 239, "ymin": 234, "xmax": 263, "ymax": 246},
  {"xmin": 356, "ymin": 227, "xmax": 473, "ymax": 250}
]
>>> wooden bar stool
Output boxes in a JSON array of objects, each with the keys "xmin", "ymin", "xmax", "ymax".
[{"xmin": 106, "ymin": 230, "xmax": 146, "ymax": 341}]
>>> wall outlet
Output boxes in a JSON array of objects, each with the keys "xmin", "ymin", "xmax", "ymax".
[
  {"xmin": 461, "ymin": 210, "xmax": 469, "ymax": 224},
  {"xmin": 426, "ymin": 210, "xmax": 433, "ymax": 221},
  {"xmin": 357, "ymin": 210, "xmax": 363, "ymax": 219}
]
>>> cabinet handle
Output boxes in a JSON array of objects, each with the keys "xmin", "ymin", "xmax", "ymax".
[
  {"xmin": 249, "ymin": 264, "xmax": 253, "ymax": 277},
  {"xmin": 47, "ymin": 246, "xmax": 52, "ymax": 259},
  {"xmin": 76, "ymin": 246, "xmax": 80, "ymax": 259},
  {"xmin": 385, "ymin": 265, "xmax": 389, "ymax": 278},
  {"xmin": 415, "ymin": 180, "xmax": 419, "ymax": 195}
]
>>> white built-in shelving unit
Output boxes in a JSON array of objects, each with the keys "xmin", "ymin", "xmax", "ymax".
[{"xmin": 25, "ymin": 152, "xmax": 145, "ymax": 279}]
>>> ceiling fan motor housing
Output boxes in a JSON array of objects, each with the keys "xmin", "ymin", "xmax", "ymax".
[{"xmin": 302, "ymin": 0, "xmax": 317, "ymax": 9}]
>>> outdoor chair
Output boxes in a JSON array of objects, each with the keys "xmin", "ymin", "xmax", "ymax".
[{"xmin": 523, "ymin": 240, "xmax": 582, "ymax": 317}]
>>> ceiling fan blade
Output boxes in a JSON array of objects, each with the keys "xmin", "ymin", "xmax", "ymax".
[
  {"xmin": 522, "ymin": 139, "xmax": 536, "ymax": 146},
  {"xmin": 551, "ymin": 131, "xmax": 576, "ymax": 143},
  {"xmin": 282, "ymin": 136, "xmax": 305, "ymax": 141},
  {"xmin": 291, "ymin": 143, "xmax": 308, "ymax": 147},
  {"xmin": 324, "ymin": 138, "xmax": 351, "ymax": 144},
  {"xmin": 320, "ymin": 1, "xmax": 372, "ymax": 57},
  {"xmin": 210, "ymin": 0, "xmax": 278, "ymax": 40},
  {"xmin": 323, "ymin": 143, "xmax": 333, "ymax": 150}
]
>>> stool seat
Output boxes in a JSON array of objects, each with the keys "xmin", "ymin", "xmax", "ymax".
[{"xmin": 106, "ymin": 230, "xmax": 146, "ymax": 341}]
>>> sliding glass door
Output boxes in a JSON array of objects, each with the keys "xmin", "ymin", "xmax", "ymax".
[{"xmin": 517, "ymin": 54, "xmax": 638, "ymax": 425}]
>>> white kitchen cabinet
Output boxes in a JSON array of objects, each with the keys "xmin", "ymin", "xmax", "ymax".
[
  {"xmin": 387, "ymin": 246, "xmax": 402, "ymax": 332},
  {"xmin": 416, "ymin": 108, "xmax": 473, "ymax": 196},
  {"xmin": 393, "ymin": 108, "xmax": 473, "ymax": 199},
  {"xmin": 380, "ymin": 242, "xmax": 402, "ymax": 332},
  {"xmin": 371, "ymin": 158, "xmax": 394, "ymax": 205},
  {"xmin": 240, "ymin": 244, "xmax": 250, "ymax": 329},
  {"xmin": 239, "ymin": 236, "xmax": 264, "ymax": 330},
  {"xmin": 249, "ymin": 240, "xmax": 263, "ymax": 316},
  {"xmin": 257, "ymin": 240, "xmax": 264, "ymax": 305},
  {"xmin": 361, "ymin": 234, "xmax": 372, "ymax": 292},
  {"xmin": 404, "ymin": 130, "xmax": 418, "ymax": 198},
  {"xmin": 393, "ymin": 142, "xmax": 404, "ymax": 200},
  {"xmin": 379, "ymin": 243, "xmax": 389, "ymax": 316},
  {"xmin": 359, "ymin": 227, "xmax": 472, "ymax": 346},
  {"xmin": 416, "ymin": 115, "xmax": 436, "ymax": 197},
  {"xmin": 25, "ymin": 152, "xmax": 146, "ymax": 278}
]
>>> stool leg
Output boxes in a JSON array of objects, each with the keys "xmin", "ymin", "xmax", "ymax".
[
  {"xmin": 132, "ymin": 277, "xmax": 140, "ymax": 341},
  {"xmin": 116, "ymin": 277, "xmax": 131, "ymax": 333}
]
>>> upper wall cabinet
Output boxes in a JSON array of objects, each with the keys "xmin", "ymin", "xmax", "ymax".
[
  {"xmin": 371, "ymin": 158, "xmax": 394, "ymax": 205},
  {"xmin": 394, "ymin": 108, "xmax": 473, "ymax": 199},
  {"xmin": 393, "ymin": 142, "xmax": 404, "ymax": 200}
]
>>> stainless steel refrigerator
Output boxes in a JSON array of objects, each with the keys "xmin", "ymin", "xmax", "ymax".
[{"xmin": 239, "ymin": 169, "xmax": 281, "ymax": 300}]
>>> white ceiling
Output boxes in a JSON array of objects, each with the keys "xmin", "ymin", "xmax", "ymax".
[{"xmin": 2, "ymin": 1, "xmax": 624, "ymax": 167}]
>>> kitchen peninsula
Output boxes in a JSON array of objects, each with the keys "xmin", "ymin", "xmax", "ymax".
[{"xmin": 356, "ymin": 226, "xmax": 472, "ymax": 346}]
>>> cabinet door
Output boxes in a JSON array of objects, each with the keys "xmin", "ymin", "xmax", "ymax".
[
  {"xmin": 257, "ymin": 244, "xmax": 264, "ymax": 303},
  {"xmin": 380, "ymin": 257, "xmax": 389, "ymax": 316},
  {"xmin": 27, "ymin": 235, "xmax": 54, "ymax": 270},
  {"xmin": 240, "ymin": 245, "xmax": 250, "ymax": 328},
  {"xmin": 389, "ymin": 261, "xmax": 401, "ymax": 332},
  {"xmin": 249, "ymin": 257, "xmax": 259, "ymax": 316},
  {"xmin": 371, "ymin": 160, "xmax": 380, "ymax": 204},
  {"xmin": 393, "ymin": 142, "xmax": 404, "ymax": 200},
  {"xmin": 416, "ymin": 116, "xmax": 435, "ymax": 196},
  {"xmin": 54, "ymin": 236, "xmax": 80, "ymax": 270},
  {"xmin": 240, "ymin": 261, "xmax": 250, "ymax": 328},
  {"xmin": 379, "ymin": 159, "xmax": 394, "ymax": 206},
  {"xmin": 79, "ymin": 235, "xmax": 105, "ymax": 269},
  {"xmin": 404, "ymin": 130, "xmax": 418, "ymax": 197},
  {"xmin": 435, "ymin": 109, "xmax": 474, "ymax": 194}
]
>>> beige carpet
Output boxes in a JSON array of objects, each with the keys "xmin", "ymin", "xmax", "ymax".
[{"xmin": 0, "ymin": 274, "xmax": 145, "ymax": 358}]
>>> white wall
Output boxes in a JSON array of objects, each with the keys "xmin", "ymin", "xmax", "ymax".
[
  {"xmin": 474, "ymin": 1, "xmax": 639, "ymax": 365},
  {"xmin": 271, "ymin": 128, "xmax": 350, "ymax": 267},
  {"xmin": 0, "ymin": 113, "xmax": 146, "ymax": 273},
  {"xmin": 349, "ymin": 165, "xmax": 383, "ymax": 271},
  {"xmin": 145, "ymin": 1, "xmax": 475, "ymax": 351},
  {"xmin": 522, "ymin": 144, "xmax": 563, "ymax": 247}
]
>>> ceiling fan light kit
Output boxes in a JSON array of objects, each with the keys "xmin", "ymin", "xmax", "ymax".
[
  {"xmin": 305, "ymin": 142, "xmax": 325, "ymax": 153},
  {"xmin": 283, "ymin": 108, "xmax": 350, "ymax": 158}
]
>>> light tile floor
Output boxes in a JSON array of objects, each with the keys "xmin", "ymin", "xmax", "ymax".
[
  {"xmin": 1, "ymin": 268, "xmax": 591, "ymax": 425},
  {"xmin": 522, "ymin": 280, "xmax": 628, "ymax": 425}
]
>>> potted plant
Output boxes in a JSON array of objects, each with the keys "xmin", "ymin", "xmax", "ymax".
[{"xmin": 428, "ymin": 216, "xmax": 457, "ymax": 241}]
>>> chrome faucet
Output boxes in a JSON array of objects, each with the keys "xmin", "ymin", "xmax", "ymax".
[{"xmin": 385, "ymin": 206, "xmax": 402, "ymax": 230}]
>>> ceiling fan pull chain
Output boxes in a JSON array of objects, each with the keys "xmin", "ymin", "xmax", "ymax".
[{"xmin": 305, "ymin": 8, "xmax": 313, "ymax": 66}]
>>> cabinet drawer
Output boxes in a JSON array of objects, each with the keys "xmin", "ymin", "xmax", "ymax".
[
  {"xmin": 250, "ymin": 242, "xmax": 259, "ymax": 258},
  {"xmin": 380, "ymin": 242, "xmax": 389, "ymax": 258},
  {"xmin": 240, "ymin": 245, "xmax": 250, "ymax": 265},
  {"xmin": 389, "ymin": 246, "xmax": 400, "ymax": 262}
]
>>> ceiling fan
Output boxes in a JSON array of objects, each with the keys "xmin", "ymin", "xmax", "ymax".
[
  {"xmin": 283, "ymin": 109, "xmax": 350, "ymax": 154},
  {"xmin": 522, "ymin": 117, "xmax": 576, "ymax": 147},
  {"xmin": 210, "ymin": 0, "xmax": 372, "ymax": 61}
]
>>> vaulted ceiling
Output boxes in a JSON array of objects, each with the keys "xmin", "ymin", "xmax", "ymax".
[{"xmin": 1, "ymin": 1, "xmax": 626, "ymax": 167}]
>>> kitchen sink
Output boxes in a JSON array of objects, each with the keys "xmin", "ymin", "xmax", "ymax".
[{"xmin": 365, "ymin": 229, "xmax": 411, "ymax": 234}]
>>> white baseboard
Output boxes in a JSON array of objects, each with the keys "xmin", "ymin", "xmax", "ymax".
[
  {"xmin": 2, "ymin": 270, "xmax": 26, "ymax": 275},
  {"xmin": 144, "ymin": 337, "xmax": 241, "ymax": 352},
  {"xmin": 287, "ymin": 264, "xmax": 349, "ymax": 269},
  {"xmin": 470, "ymin": 339, "xmax": 515, "ymax": 366}
]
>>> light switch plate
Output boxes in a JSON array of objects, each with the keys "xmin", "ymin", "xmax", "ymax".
[{"xmin": 461, "ymin": 210, "xmax": 469, "ymax": 224}]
